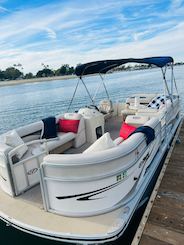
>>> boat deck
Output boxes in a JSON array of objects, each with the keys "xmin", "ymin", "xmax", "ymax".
[
  {"xmin": 0, "ymin": 183, "xmax": 127, "ymax": 241},
  {"xmin": 0, "ymin": 115, "xmax": 125, "ymax": 242},
  {"xmin": 132, "ymin": 119, "xmax": 184, "ymax": 245}
]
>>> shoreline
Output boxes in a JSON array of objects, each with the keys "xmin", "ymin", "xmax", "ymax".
[
  {"xmin": 0, "ymin": 75, "xmax": 76, "ymax": 87},
  {"xmin": 0, "ymin": 64, "xmax": 183, "ymax": 88}
]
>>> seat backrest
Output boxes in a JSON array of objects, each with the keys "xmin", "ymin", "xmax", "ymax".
[
  {"xmin": 98, "ymin": 99, "xmax": 113, "ymax": 114},
  {"xmin": 126, "ymin": 94, "xmax": 157, "ymax": 105},
  {"xmin": 16, "ymin": 121, "xmax": 44, "ymax": 142}
]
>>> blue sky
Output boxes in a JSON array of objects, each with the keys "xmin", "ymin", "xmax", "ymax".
[{"xmin": 0, "ymin": 0, "xmax": 184, "ymax": 73}]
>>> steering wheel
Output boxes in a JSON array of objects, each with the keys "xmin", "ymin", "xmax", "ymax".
[{"xmin": 86, "ymin": 104, "xmax": 100, "ymax": 111}]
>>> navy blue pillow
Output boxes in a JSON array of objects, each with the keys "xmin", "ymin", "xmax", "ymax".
[{"xmin": 42, "ymin": 117, "xmax": 57, "ymax": 139}]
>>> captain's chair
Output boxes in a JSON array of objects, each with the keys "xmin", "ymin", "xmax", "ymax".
[{"xmin": 98, "ymin": 99, "xmax": 113, "ymax": 119}]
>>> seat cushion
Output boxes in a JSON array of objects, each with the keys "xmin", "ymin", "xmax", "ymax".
[
  {"xmin": 83, "ymin": 132, "xmax": 114, "ymax": 153},
  {"xmin": 5, "ymin": 130, "xmax": 28, "ymax": 159},
  {"xmin": 58, "ymin": 119, "xmax": 80, "ymax": 133},
  {"xmin": 119, "ymin": 122, "xmax": 137, "ymax": 140},
  {"xmin": 45, "ymin": 132, "xmax": 75, "ymax": 151},
  {"xmin": 125, "ymin": 115, "xmax": 149, "ymax": 127}
]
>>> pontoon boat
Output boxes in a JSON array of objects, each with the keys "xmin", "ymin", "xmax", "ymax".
[{"xmin": 0, "ymin": 56, "xmax": 181, "ymax": 244}]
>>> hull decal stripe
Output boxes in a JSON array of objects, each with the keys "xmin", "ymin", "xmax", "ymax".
[{"xmin": 56, "ymin": 177, "xmax": 126, "ymax": 201}]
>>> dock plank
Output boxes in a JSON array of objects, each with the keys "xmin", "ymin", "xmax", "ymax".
[
  {"xmin": 140, "ymin": 234, "xmax": 172, "ymax": 245},
  {"xmin": 132, "ymin": 120, "xmax": 184, "ymax": 245},
  {"xmin": 148, "ymin": 193, "xmax": 184, "ymax": 232},
  {"xmin": 143, "ymin": 223, "xmax": 184, "ymax": 245}
]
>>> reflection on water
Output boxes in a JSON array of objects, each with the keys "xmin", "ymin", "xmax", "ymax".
[
  {"xmin": 0, "ymin": 66, "xmax": 183, "ymax": 134},
  {"xmin": 0, "ymin": 66, "xmax": 183, "ymax": 244}
]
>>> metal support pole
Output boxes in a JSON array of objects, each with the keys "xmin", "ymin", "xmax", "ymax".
[
  {"xmin": 93, "ymin": 81, "xmax": 102, "ymax": 101},
  {"xmin": 67, "ymin": 78, "xmax": 80, "ymax": 112},
  {"xmin": 171, "ymin": 65, "xmax": 179, "ymax": 96},
  {"xmin": 161, "ymin": 67, "xmax": 171, "ymax": 99},
  {"xmin": 81, "ymin": 77, "xmax": 95, "ymax": 105},
  {"xmin": 171, "ymin": 64, "xmax": 174, "ymax": 100},
  {"xmin": 99, "ymin": 73, "xmax": 110, "ymax": 100}
]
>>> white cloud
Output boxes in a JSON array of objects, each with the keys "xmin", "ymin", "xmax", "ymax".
[
  {"xmin": 1, "ymin": 21, "xmax": 183, "ymax": 74},
  {"xmin": 45, "ymin": 28, "xmax": 57, "ymax": 40},
  {"xmin": 0, "ymin": 5, "xmax": 8, "ymax": 12},
  {"xmin": 0, "ymin": 0, "xmax": 183, "ymax": 73}
]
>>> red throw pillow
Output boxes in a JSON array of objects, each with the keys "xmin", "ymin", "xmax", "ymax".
[
  {"xmin": 59, "ymin": 119, "xmax": 80, "ymax": 133},
  {"xmin": 119, "ymin": 122, "xmax": 136, "ymax": 140}
]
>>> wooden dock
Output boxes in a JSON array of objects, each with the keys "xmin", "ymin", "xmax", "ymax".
[{"xmin": 132, "ymin": 120, "xmax": 184, "ymax": 245}]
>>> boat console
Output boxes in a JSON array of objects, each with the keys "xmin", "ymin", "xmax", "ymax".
[{"xmin": 78, "ymin": 107, "xmax": 105, "ymax": 143}]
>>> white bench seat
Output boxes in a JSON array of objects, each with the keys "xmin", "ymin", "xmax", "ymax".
[
  {"xmin": 45, "ymin": 132, "xmax": 76, "ymax": 152},
  {"xmin": 0, "ymin": 113, "xmax": 86, "ymax": 196}
]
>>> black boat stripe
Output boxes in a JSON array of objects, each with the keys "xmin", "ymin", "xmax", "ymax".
[
  {"xmin": 77, "ymin": 181, "xmax": 123, "ymax": 201},
  {"xmin": 56, "ymin": 177, "xmax": 125, "ymax": 200},
  {"xmin": 0, "ymin": 174, "xmax": 7, "ymax": 182},
  {"xmin": 78, "ymin": 196, "xmax": 102, "ymax": 201}
]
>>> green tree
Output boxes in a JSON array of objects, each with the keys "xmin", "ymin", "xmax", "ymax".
[
  {"xmin": 0, "ymin": 70, "xmax": 5, "ymax": 80},
  {"xmin": 55, "ymin": 64, "xmax": 74, "ymax": 76},
  {"xmin": 68, "ymin": 66, "xmax": 74, "ymax": 74},
  {"xmin": 3, "ymin": 67, "xmax": 23, "ymax": 80},
  {"xmin": 60, "ymin": 64, "xmax": 68, "ymax": 75},
  {"xmin": 24, "ymin": 72, "xmax": 34, "ymax": 79},
  {"xmin": 36, "ymin": 68, "xmax": 54, "ymax": 77}
]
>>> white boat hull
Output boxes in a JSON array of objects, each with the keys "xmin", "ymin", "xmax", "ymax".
[{"xmin": 0, "ymin": 115, "xmax": 181, "ymax": 244}]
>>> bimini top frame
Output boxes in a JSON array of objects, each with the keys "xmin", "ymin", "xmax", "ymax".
[{"xmin": 68, "ymin": 56, "xmax": 177, "ymax": 111}]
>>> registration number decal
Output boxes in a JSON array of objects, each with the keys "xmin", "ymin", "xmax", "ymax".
[{"xmin": 116, "ymin": 171, "xmax": 127, "ymax": 182}]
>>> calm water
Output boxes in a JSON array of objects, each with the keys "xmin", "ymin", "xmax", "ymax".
[
  {"xmin": 0, "ymin": 66, "xmax": 183, "ymax": 244},
  {"xmin": 0, "ymin": 66, "xmax": 183, "ymax": 134}
]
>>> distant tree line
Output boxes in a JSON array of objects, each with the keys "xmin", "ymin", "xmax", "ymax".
[
  {"xmin": 174, "ymin": 62, "xmax": 184, "ymax": 66},
  {"xmin": 111, "ymin": 62, "xmax": 184, "ymax": 73},
  {"xmin": 0, "ymin": 62, "xmax": 183, "ymax": 81},
  {"xmin": 0, "ymin": 63, "xmax": 75, "ymax": 81},
  {"xmin": 111, "ymin": 64, "xmax": 150, "ymax": 72},
  {"xmin": 36, "ymin": 63, "xmax": 75, "ymax": 78}
]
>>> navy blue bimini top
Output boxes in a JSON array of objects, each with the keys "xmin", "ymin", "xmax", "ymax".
[{"xmin": 75, "ymin": 56, "xmax": 173, "ymax": 77}]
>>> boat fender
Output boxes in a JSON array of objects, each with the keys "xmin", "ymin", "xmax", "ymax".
[{"xmin": 129, "ymin": 126, "xmax": 155, "ymax": 145}]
